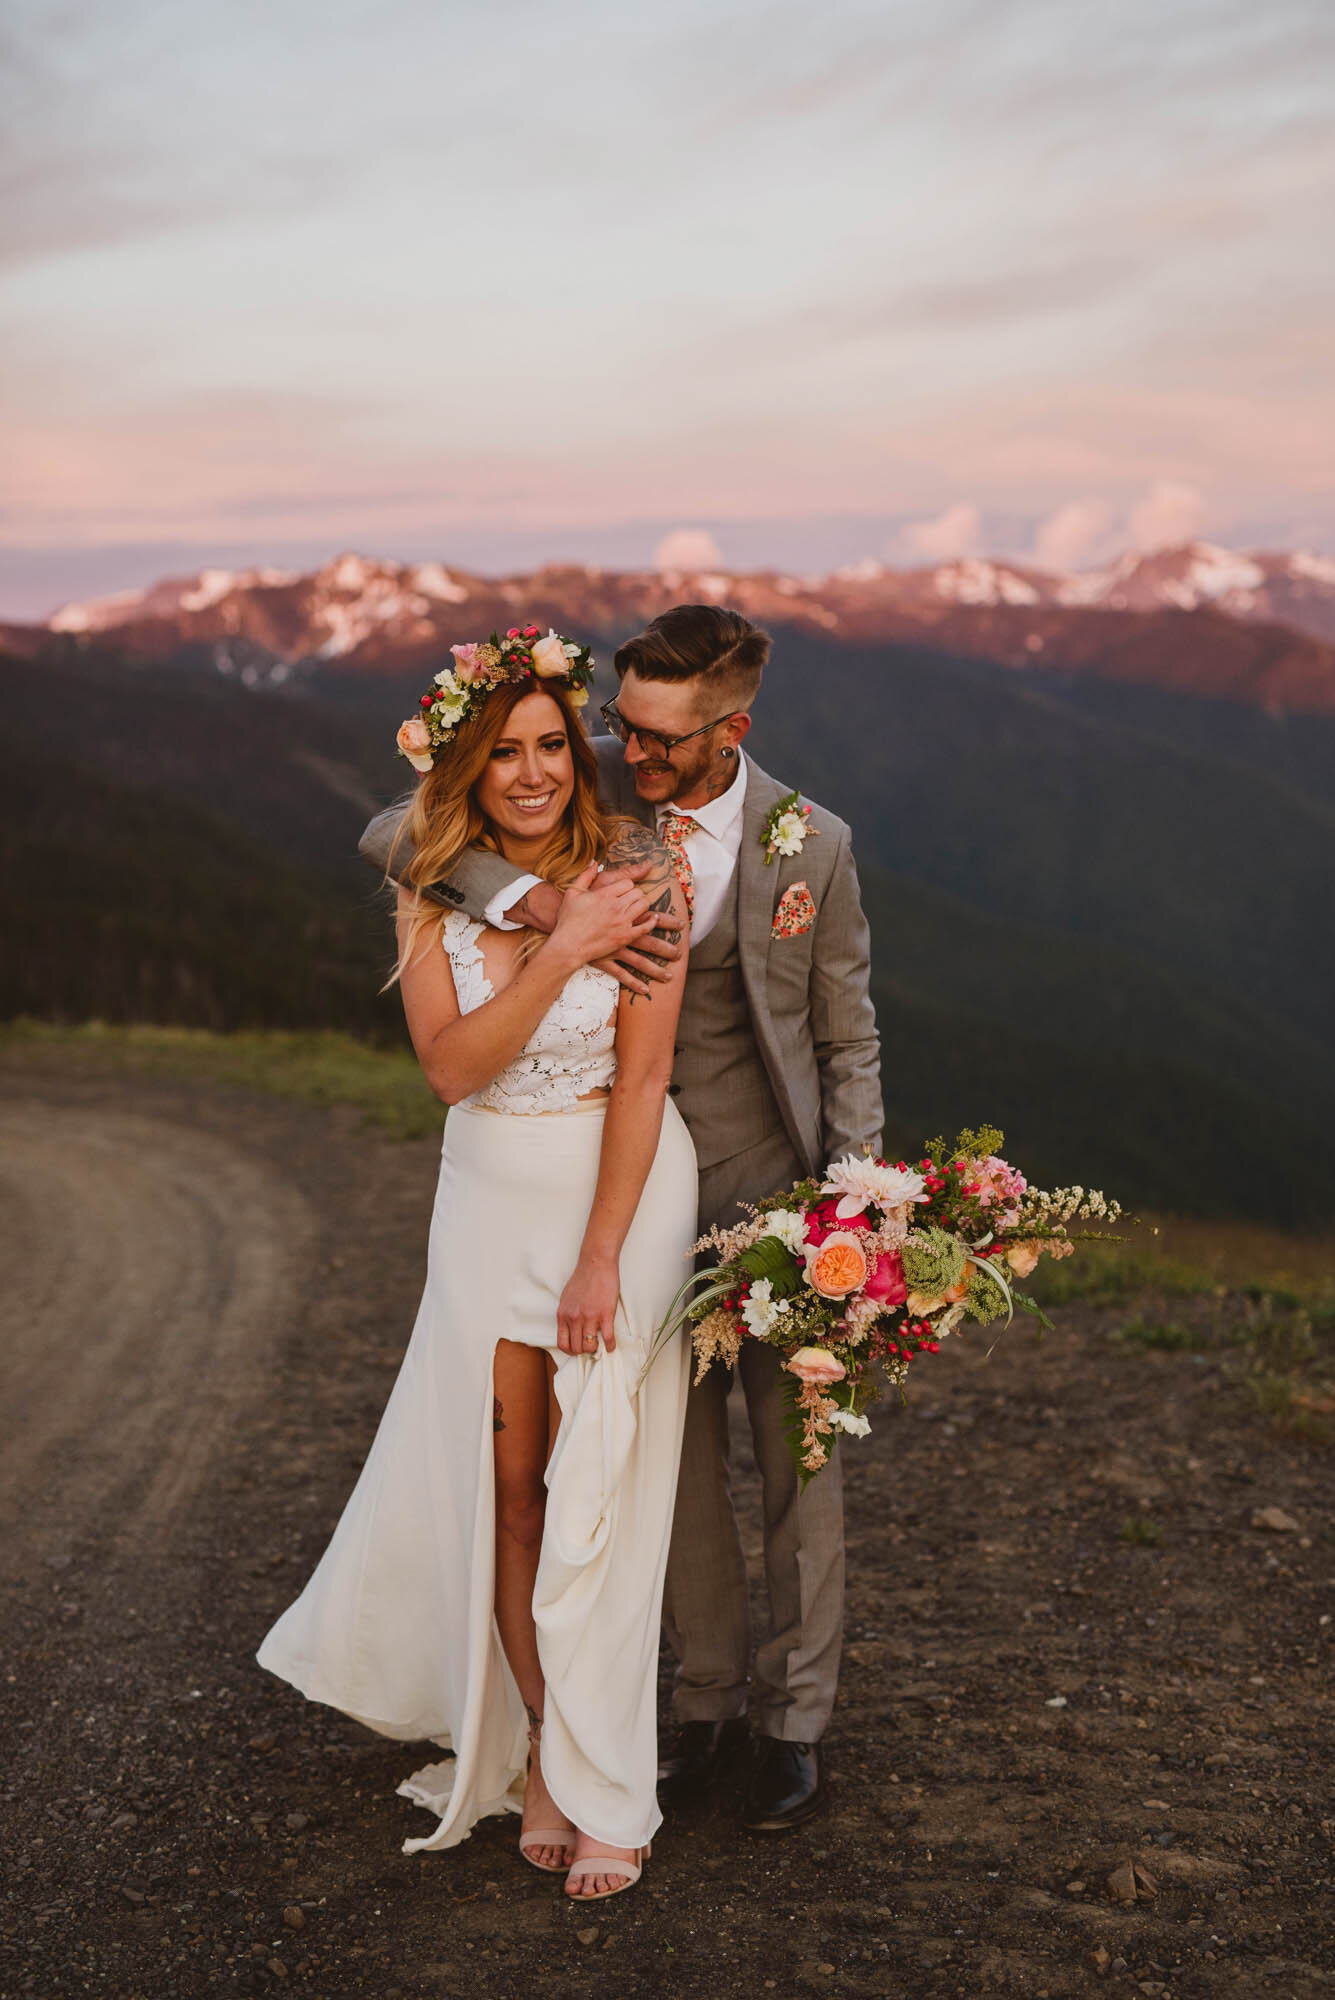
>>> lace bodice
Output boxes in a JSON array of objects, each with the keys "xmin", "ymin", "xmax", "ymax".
[{"xmin": 440, "ymin": 910, "xmax": 619, "ymax": 1115}]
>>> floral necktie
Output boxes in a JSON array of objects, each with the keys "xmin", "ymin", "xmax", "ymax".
[{"xmin": 658, "ymin": 813, "xmax": 698, "ymax": 922}]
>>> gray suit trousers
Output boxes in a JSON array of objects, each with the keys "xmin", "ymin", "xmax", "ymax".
[{"xmin": 660, "ymin": 1128, "xmax": 845, "ymax": 1743}]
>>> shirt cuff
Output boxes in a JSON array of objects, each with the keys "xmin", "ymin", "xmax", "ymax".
[{"xmin": 483, "ymin": 873, "xmax": 544, "ymax": 931}]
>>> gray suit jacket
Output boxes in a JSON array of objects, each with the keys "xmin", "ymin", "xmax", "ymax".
[{"xmin": 360, "ymin": 738, "xmax": 882, "ymax": 1175}]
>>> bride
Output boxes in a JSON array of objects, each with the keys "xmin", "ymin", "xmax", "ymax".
[{"xmin": 257, "ymin": 629, "xmax": 696, "ymax": 1900}]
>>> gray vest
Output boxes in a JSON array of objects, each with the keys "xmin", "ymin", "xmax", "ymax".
[{"xmin": 671, "ymin": 868, "xmax": 787, "ymax": 1172}]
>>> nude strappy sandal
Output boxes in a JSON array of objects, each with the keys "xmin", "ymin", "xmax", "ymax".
[
  {"xmin": 564, "ymin": 1844, "xmax": 650, "ymax": 1900},
  {"xmin": 518, "ymin": 1725, "xmax": 575, "ymax": 1874},
  {"xmin": 520, "ymin": 1826, "xmax": 577, "ymax": 1873}
]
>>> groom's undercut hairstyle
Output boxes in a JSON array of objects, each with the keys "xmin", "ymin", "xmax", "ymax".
[{"xmin": 614, "ymin": 605, "xmax": 771, "ymax": 716}]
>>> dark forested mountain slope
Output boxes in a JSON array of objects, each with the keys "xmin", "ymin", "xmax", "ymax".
[{"xmin": 4, "ymin": 642, "xmax": 1332, "ymax": 1223}]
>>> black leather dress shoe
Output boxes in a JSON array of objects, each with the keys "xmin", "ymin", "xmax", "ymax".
[
  {"xmin": 657, "ymin": 1718, "xmax": 749, "ymax": 1801},
  {"xmin": 741, "ymin": 1737, "xmax": 825, "ymax": 1832}
]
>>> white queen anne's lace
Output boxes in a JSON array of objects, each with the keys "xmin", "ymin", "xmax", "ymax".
[{"xmin": 441, "ymin": 912, "xmax": 618, "ymax": 1114}]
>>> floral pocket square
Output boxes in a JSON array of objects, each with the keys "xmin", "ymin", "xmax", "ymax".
[{"xmin": 771, "ymin": 881, "xmax": 817, "ymax": 939}]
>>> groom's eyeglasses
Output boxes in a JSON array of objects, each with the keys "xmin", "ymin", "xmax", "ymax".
[{"xmin": 600, "ymin": 700, "xmax": 737, "ymax": 761}]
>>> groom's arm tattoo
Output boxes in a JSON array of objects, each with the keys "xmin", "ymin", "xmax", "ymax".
[
  {"xmin": 606, "ymin": 823, "xmax": 676, "ymax": 918},
  {"xmin": 601, "ymin": 823, "xmax": 685, "ymax": 1000},
  {"xmin": 492, "ymin": 1396, "xmax": 506, "ymax": 1433}
]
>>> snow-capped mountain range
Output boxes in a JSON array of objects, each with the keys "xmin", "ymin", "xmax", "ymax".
[{"xmin": 19, "ymin": 540, "xmax": 1335, "ymax": 713}]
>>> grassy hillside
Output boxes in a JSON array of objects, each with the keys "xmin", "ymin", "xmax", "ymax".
[{"xmin": 0, "ymin": 1018, "xmax": 439, "ymax": 1135}]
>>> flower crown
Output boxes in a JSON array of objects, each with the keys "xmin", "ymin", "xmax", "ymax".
[{"xmin": 395, "ymin": 624, "xmax": 595, "ymax": 772}]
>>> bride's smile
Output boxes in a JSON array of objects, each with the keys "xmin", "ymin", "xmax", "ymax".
[{"xmin": 475, "ymin": 690, "xmax": 576, "ymax": 855}]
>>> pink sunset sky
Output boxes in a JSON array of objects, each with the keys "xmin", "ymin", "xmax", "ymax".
[{"xmin": 2, "ymin": 0, "xmax": 1333, "ymax": 617}]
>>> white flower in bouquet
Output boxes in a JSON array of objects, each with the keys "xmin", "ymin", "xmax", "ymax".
[
  {"xmin": 764, "ymin": 1207, "xmax": 807, "ymax": 1255},
  {"xmin": 741, "ymin": 1279, "xmax": 790, "ymax": 1339},
  {"xmin": 828, "ymin": 1408, "xmax": 871, "ymax": 1438},
  {"xmin": 822, "ymin": 1155, "xmax": 927, "ymax": 1220}
]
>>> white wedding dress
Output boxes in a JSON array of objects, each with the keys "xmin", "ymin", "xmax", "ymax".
[{"xmin": 257, "ymin": 911, "xmax": 696, "ymax": 1854}]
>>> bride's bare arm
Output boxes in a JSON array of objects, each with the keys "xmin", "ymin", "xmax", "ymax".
[
  {"xmin": 398, "ymin": 871, "xmax": 660, "ymax": 1104},
  {"xmin": 556, "ymin": 839, "xmax": 689, "ymax": 1355}
]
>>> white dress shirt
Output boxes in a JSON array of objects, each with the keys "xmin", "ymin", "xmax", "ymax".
[
  {"xmin": 657, "ymin": 750, "xmax": 748, "ymax": 945},
  {"xmin": 484, "ymin": 873, "xmax": 543, "ymax": 931},
  {"xmin": 484, "ymin": 752, "xmax": 749, "ymax": 943}
]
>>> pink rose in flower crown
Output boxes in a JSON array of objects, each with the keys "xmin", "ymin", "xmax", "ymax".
[
  {"xmin": 861, "ymin": 1249, "xmax": 908, "ymax": 1307},
  {"xmin": 530, "ymin": 631, "xmax": 572, "ymax": 678},
  {"xmin": 449, "ymin": 642, "xmax": 488, "ymax": 682},
  {"xmin": 396, "ymin": 717, "xmax": 434, "ymax": 773},
  {"xmin": 786, "ymin": 1345, "xmax": 846, "ymax": 1388}
]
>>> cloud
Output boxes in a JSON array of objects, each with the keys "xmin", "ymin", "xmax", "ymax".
[
  {"xmin": 653, "ymin": 527, "xmax": 724, "ymax": 573},
  {"xmin": 1031, "ymin": 498, "xmax": 1114, "ymax": 571},
  {"xmin": 901, "ymin": 503, "xmax": 982, "ymax": 562},
  {"xmin": 1126, "ymin": 480, "xmax": 1207, "ymax": 550}
]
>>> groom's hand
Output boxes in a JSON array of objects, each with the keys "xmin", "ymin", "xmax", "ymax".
[{"xmin": 592, "ymin": 863, "xmax": 684, "ymax": 998}]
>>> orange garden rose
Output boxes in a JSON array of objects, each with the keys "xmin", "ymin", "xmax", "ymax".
[
  {"xmin": 805, "ymin": 1231, "xmax": 870, "ymax": 1299},
  {"xmin": 1005, "ymin": 1241, "xmax": 1042, "ymax": 1277}
]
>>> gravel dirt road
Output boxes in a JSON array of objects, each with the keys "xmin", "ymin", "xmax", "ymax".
[{"xmin": 1, "ymin": 1062, "xmax": 1331, "ymax": 2000}]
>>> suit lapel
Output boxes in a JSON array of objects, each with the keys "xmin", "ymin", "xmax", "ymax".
[
  {"xmin": 735, "ymin": 762, "xmax": 814, "ymax": 1172},
  {"xmin": 737, "ymin": 761, "xmax": 789, "ymax": 964}
]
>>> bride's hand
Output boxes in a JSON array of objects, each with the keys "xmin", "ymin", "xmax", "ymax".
[
  {"xmin": 548, "ymin": 864, "xmax": 659, "ymax": 972},
  {"xmin": 557, "ymin": 1254, "xmax": 621, "ymax": 1355}
]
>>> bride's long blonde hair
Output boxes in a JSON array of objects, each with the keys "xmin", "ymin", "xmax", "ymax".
[{"xmin": 388, "ymin": 678, "xmax": 609, "ymax": 983}]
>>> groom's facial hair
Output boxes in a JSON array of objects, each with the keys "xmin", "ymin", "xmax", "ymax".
[{"xmin": 630, "ymin": 739, "xmax": 717, "ymax": 802}]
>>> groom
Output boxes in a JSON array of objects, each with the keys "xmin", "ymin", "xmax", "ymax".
[{"xmin": 360, "ymin": 605, "xmax": 881, "ymax": 1832}]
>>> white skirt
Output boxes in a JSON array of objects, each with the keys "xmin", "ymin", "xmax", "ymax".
[{"xmin": 257, "ymin": 1097, "xmax": 696, "ymax": 1853}]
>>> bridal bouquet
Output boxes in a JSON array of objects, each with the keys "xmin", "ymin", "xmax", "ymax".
[{"xmin": 652, "ymin": 1127, "xmax": 1121, "ymax": 1484}]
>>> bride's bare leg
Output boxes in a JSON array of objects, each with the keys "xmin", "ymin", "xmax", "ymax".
[
  {"xmin": 493, "ymin": 1338, "xmax": 572, "ymax": 1869},
  {"xmin": 494, "ymin": 1345, "xmax": 636, "ymax": 1894}
]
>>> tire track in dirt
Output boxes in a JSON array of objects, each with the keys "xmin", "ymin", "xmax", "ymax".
[{"xmin": 0, "ymin": 1098, "xmax": 317, "ymax": 1576}]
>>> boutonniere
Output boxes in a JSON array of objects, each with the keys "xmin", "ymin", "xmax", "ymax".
[{"xmin": 762, "ymin": 790, "xmax": 816, "ymax": 864}]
